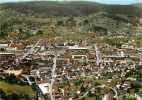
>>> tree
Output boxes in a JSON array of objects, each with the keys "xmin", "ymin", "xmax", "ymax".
[
  {"xmin": 5, "ymin": 74, "xmax": 17, "ymax": 84},
  {"xmin": 36, "ymin": 30, "xmax": 43, "ymax": 35},
  {"xmin": 10, "ymin": 93, "xmax": 20, "ymax": 100},
  {"xmin": 0, "ymin": 89, "xmax": 6, "ymax": 99}
]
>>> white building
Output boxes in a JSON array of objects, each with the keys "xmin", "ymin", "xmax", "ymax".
[{"xmin": 38, "ymin": 83, "xmax": 50, "ymax": 95}]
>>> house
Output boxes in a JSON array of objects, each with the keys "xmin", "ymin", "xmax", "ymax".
[
  {"xmin": 102, "ymin": 93, "xmax": 114, "ymax": 100},
  {"xmin": 4, "ymin": 70, "xmax": 22, "ymax": 76},
  {"xmin": 0, "ymin": 52, "xmax": 15, "ymax": 64},
  {"xmin": 0, "ymin": 44, "xmax": 8, "ymax": 50},
  {"xmin": 8, "ymin": 42, "xmax": 25, "ymax": 50},
  {"xmin": 67, "ymin": 45, "xmax": 88, "ymax": 50},
  {"xmin": 71, "ymin": 55, "xmax": 88, "ymax": 61},
  {"xmin": 38, "ymin": 83, "xmax": 51, "ymax": 95},
  {"xmin": 121, "ymin": 43, "xmax": 135, "ymax": 49}
]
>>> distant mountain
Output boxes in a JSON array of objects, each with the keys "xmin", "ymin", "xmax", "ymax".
[
  {"xmin": 0, "ymin": 1, "xmax": 142, "ymax": 38},
  {"xmin": 134, "ymin": 3, "xmax": 142, "ymax": 9},
  {"xmin": 1, "ymin": 1, "xmax": 142, "ymax": 17}
]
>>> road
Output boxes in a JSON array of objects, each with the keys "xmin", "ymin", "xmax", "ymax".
[{"xmin": 50, "ymin": 52, "xmax": 57, "ymax": 100}]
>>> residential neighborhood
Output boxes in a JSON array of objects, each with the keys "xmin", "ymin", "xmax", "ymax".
[
  {"xmin": 0, "ymin": 37, "xmax": 142, "ymax": 99},
  {"xmin": 1, "ymin": 0, "xmax": 142, "ymax": 100}
]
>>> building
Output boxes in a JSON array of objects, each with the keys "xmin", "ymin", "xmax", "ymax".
[
  {"xmin": 0, "ymin": 44, "xmax": 8, "ymax": 50},
  {"xmin": 38, "ymin": 83, "xmax": 51, "ymax": 95}
]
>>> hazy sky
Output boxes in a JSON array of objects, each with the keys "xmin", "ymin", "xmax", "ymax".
[{"xmin": 0, "ymin": 0, "xmax": 142, "ymax": 4}]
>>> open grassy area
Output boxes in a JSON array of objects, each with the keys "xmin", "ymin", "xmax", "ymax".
[{"xmin": 0, "ymin": 81, "xmax": 35, "ymax": 96}]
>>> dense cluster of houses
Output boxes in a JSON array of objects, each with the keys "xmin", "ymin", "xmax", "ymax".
[{"xmin": 0, "ymin": 39, "xmax": 142, "ymax": 99}]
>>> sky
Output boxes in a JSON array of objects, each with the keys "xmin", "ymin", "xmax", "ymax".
[{"xmin": 0, "ymin": 0, "xmax": 142, "ymax": 5}]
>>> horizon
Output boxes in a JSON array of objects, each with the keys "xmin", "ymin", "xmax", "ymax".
[{"xmin": 0, "ymin": 0, "xmax": 142, "ymax": 5}]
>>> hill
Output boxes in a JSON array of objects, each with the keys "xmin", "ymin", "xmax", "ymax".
[
  {"xmin": 134, "ymin": 3, "xmax": 142, "ymax": 9},
  {"xmin": 1, "ymin": 1, "xmax": 142, "ymax": 17},
  {"xmin": 0, "ymin": 1, "xmax": 142, "ymax": 40}
]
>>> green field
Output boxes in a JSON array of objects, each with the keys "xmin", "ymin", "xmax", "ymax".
[{"xmin": 0, "ymin": 81, "xmax": 35, "ymax": 96}]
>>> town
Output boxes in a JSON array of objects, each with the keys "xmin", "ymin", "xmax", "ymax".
[
  {"xmin": 0, "ymin": 35, "xmax": 142, "ymax": 100},
  {"xmin": 1, "ymin": 0, "xmax": 142, "ymax": 100}
]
